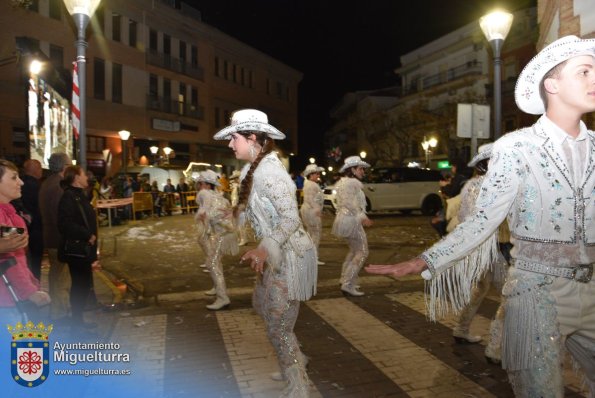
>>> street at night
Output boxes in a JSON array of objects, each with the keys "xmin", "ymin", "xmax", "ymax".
[{"xmin": 60, "ymin": 212, "xmax": 586, "ymax": 398}]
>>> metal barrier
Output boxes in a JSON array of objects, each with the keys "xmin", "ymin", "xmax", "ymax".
[
  {"xmin": 179, "ymin": 191, "xmax": 198, "ymax": 213},
  {"xmin": 132, "ymin": 192, "xmax": 154, "ymax": 220}
]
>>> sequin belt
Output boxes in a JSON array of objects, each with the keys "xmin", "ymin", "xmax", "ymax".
[{"xmin": 514, "ymin": 259, "xmax": 593, "ymax": 283}]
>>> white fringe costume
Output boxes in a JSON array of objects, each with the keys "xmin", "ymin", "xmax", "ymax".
[
  {"xmin": 300, "ymin": 179, "xmax": 324, "ymax": 250},
  {"xmin": 243, "ymin": 152, "xmax": 317, "ymax": 396},
  {"xmin": 196, "ymin": 189, "xmax": 238, "ymax": 304},
  {"xmin": 331, "ymin": 177, "xmax": 369, "ymax": 290},
  {"xmin": 420, "ymin": 117, "xmax": 595, "ymax": 397}
]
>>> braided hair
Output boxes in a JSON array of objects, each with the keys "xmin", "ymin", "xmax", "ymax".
[{"xmin": 235, "ymin": 131, "xmax": 275, "ymax": 216}]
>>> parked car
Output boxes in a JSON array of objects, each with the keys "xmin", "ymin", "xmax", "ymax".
[{"xmin": 323, "ymin": 167, "xmax": 443, "ymax": 215}]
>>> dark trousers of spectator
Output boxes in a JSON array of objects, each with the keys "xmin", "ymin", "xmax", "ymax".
[
  {"xmin": 27, "ymin": 228, "xmax": 44, "ymax": 281},
  {"xmin": 67, "ymin": 260, "xmax": 93, "ymax": 325}
]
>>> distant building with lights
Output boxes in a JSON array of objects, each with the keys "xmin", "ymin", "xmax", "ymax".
[
  {"xmin": 326, "ymin": 7, "xmax": 537, "ymax": 168},
  {"xmin": 0, "ymin": 0, "xmax": 301, "ymax": 177}
]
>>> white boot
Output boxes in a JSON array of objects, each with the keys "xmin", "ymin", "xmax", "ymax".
[
  {"xmin": 204, "ymin": 288, "xmax": 216, "ymax": 296},
  {"xmin": 341, "ymin": 283, "xmax": 364, "ymax": 297},
  {"xmin": 280, "ymin": 364, "xmax": 310, "ymax": 398},
  {"xmin": 199, "ymin": 263, "xmax": 206, "ymax": 268},
  {"xmin": 317, "ymin": 260, "xmax": 325, "ymax": 265},
  {"xmin": 271, "ymin": 353, "xmax": 309, "ymax": 381},
  {"xmin": 453, "ymin": 328, "xmax": 482, "ymax": 344},
  {"xmin": 206, "ymin": 296, "xmax": 230, "ymax": 310}
]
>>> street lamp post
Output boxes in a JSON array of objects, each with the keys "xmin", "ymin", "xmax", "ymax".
[
  {"xmin": 163, "ymin": 146, "xmax": 172, "ymax": 165},
  {"xmin": 63, "ymin": 0, "xmax": 102, "ymax": 170},
  {"xmin": 480, "ymin": 10, "xmax": 513, "ymax": 140},
  {"xmin": 150, "ymin": 146, "xmax": 159, "ymax": 165},
  {"xmin": 421, "ymin": 137, "xmax": 438, "ymax": 168},
  {"xmin": 118, "ymin": 130, "xmax": 130, "ymax": 174}
]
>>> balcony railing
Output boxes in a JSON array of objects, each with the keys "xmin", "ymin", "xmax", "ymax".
[
  {"xmin": 146, "ymin": 95, "xmax": 204, "ymax": 119},
  {"xmin": 146, "ymin": 49, "xmax": 204, "ymax": 81},
  {"xmin": 405, "ymin": 60, "xmax": 483, "ymax": 94}
]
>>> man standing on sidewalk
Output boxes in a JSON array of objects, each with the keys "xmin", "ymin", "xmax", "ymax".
[
  {"xmin": 39, "ymin": 152, "xmax": 72, "ymax": 322},
  {"xmin": 367, "ymin": 35, "xmax": 595, "ymax": 397}
]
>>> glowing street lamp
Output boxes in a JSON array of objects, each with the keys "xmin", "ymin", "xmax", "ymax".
[
  {"xmin": 163, "ymin": 146, "xmax": 172, "ymax": 164},
  {"xmin": 309, "ymin": 157, "xmax": 315, "ymax": 164},
  {"xmin": 29, "ymin": 60, "xmax": 42, "ymax": 75},
  {"xmin": 421, "ymin": 137, "xmax": 438, "ymax": 168},
  {"xmin": 480, "ymin": 9, "xmax": 513, "ymax": 140},
  {"xmin": 150, "ymin": 145, "xmax": 159, "ymax": 165},
  {"xmin": 63, "ymin": 0, "xmax": 103, "ymax": 169},
  {"xmin": 359, "ymin": 151, "xmax": 367, "ymax": 159},
  {"xmin": 118, "ymin": 130, "xmax": 130, "ymax": 173}
]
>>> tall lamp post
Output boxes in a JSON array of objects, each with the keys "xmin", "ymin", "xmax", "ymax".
[
  {"xmin": 150, "ymin": 146, "xmax": 159, "ymax": 165},
  {"xmin": 118, "ymin": 130, "xmax": 130, "ymax": 174},
  {"xmin": 421, "ymin": 137, "xmax": 438, "ymax": 168},
  {"xmin": 163, "ymin": 146, "xmax": 172, "ymax": 165},
  {"xmin": 63, "ymin": 0, "xmax": 102, "ymax": 170},
  {"xmin": 480, "ymin": 10, "xmax": 513, "ymax": 140}
]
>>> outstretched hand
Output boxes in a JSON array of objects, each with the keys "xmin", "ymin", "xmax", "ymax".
[
  {"xmin": 240, "ymin": 247, "xmax": 268, "ymax": 274},
  {"xmin": 365, "ymin": 257, "xmax": 427, "ymax": 279}
]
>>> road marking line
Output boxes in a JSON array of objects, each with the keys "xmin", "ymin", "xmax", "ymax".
[
  {"xmin": 308, "ymin": 297, "xmax": 496, "ymax": 397},
  {"xmin": 216, "ymin": 309, "xmax": 322, "ymax": 397}
]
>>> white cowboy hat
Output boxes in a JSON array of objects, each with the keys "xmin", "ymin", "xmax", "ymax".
[
  {"xmin": 468, "ymin": 143, "xmax": 494, "ymax": 167},
  {"xmin": 339, "ymin": 156, "xmax": 370, "ymax": 173},
  {"xmin": 196, "ymin": 170, "xmax": 221, "ymax": 186},
  {"xmin": 213, "ymin": 109, "xmax": 286, "ymax": 140},
  {"xmin": 303, "ymin": 164, "xmax": 324, "ymax": 177},
  {"xmin": 230, "ymin": 170, "xmax": 241, "ymax": 180},
  {"xmin": 515, "ymin": 35, "xmax": 595, "ymax": 115}
]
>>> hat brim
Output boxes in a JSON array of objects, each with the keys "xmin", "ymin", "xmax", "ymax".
[
  {"xmin": 339, "ymin": 161, "xmax": 370, "ymax": 173},
  {"xmin": 515, "ymin": 37, "xmax": 595, "ymax": 115},
  {"xmin": 468, "ymin": 152, "xmax": 492, "ymax": 167},
  {"xmin": 197, "ymin": 178, "xmax": 220, "ymax": 187},
  {"xmin": 213, "ymin": 122, "xmax": 286, "ymax": 140},
  {"xmin": 304, "ymin": 167, "xmax": 324, "ymax": 177}
]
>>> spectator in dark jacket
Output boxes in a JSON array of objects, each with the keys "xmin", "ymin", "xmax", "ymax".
[
  {"xmin": 39, "ymin": 152, "xmax": 71, "ymax": 321},
  {"xmin": 57, "ymin": 166, "xmax": 98, "ymax": 330},
  {"xmin": 19, "ymin": 159, "xmax": 44, "ymax": 280}
]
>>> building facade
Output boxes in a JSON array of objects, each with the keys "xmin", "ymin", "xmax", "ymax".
[
  {"xmin": 325, "ymin": 7, "xmax": 537, "ymax": 168},
  {"xmin": 0, "ymin": 0, "xmax": 302, "ymax": 177}
]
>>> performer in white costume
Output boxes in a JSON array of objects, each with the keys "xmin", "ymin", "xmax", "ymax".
[
  {"xmin": 214, "ymin": 109, "xmax": 317, "ymax": 397},
  {"xmin": 367, "ymin": 36, "xmax": 595, "ymax": 397},
  {"xmin": 195, "ymin": 170, "xmax": 238, "ymax": 310},
  {"xmin": 230, "ymin": 169, "xmax": 249, "ymax": 246},
  {"xmin": 300, "ymin": 164, "xmax": 325, "ymax": 265},
  {"xmin": 332, "ymin": 156, "xmax": 373, "ymax": 297}
]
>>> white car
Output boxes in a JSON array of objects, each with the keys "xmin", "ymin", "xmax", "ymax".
[{"xmin": 323, "ymin": 167, "xmax": 443, "ymax": 215}]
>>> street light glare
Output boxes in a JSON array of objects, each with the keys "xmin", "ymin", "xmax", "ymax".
[
  {"xmin": 150, "ymin": 146, "xmax": 159, "ymax": 154},
  {"xmin": 359, "ymin": 151, "xmax": 367, "ymax": 159},
  {"xmin": 479, "ymin": 10, "xmax": 514, "ymax": 42},
  {"xmin": 309, "ymin": 157, "xmax": 315, "ymax": 164},
  {"xmin": 29, "ymin": 60, "xmax": 42, "ymax": 75},
  {"xmin": 428, "ymin": 137, "xmax": 438, "ymax": 148},
  {"xmin": 118, "ymin": 130, "xmax": 131, "ymax": 141},
  {"xmin": 62, "ymin": 0, "xmax": 102, "ymax": 16}
]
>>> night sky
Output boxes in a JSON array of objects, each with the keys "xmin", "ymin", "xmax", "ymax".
[{"xmin": 187, "ymin": 0, "xmax": 536, "ymax": 170}]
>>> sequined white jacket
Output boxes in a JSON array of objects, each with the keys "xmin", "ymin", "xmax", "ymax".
[
  {"xmin": 300, "ymin": 179, "xmax": 323, "ymax": 223},
  {"xmin": 242, "ymin": 152, "xmax": 317, "ymax": 301},
  {"xmin": 331, "ymin": 177, "xmax": 368, "ymax": 238},
  {"xmin": 422, "ymin": 116, "xmax": 595, "ymax": 275}
]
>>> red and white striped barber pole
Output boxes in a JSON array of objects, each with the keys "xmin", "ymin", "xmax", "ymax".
[{"xmin": 71, "ymin": 61, "xmax": 80, "ymax": 140}]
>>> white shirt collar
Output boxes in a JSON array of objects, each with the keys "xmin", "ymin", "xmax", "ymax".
[{"xmin": 541, "ymin": 115, "xmax": 588, "ymax": 143}]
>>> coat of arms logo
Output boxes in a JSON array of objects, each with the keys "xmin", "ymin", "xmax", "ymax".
[{"xmin": 7, "ymin": 321, "xmax": 53, "ymax": 387}]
